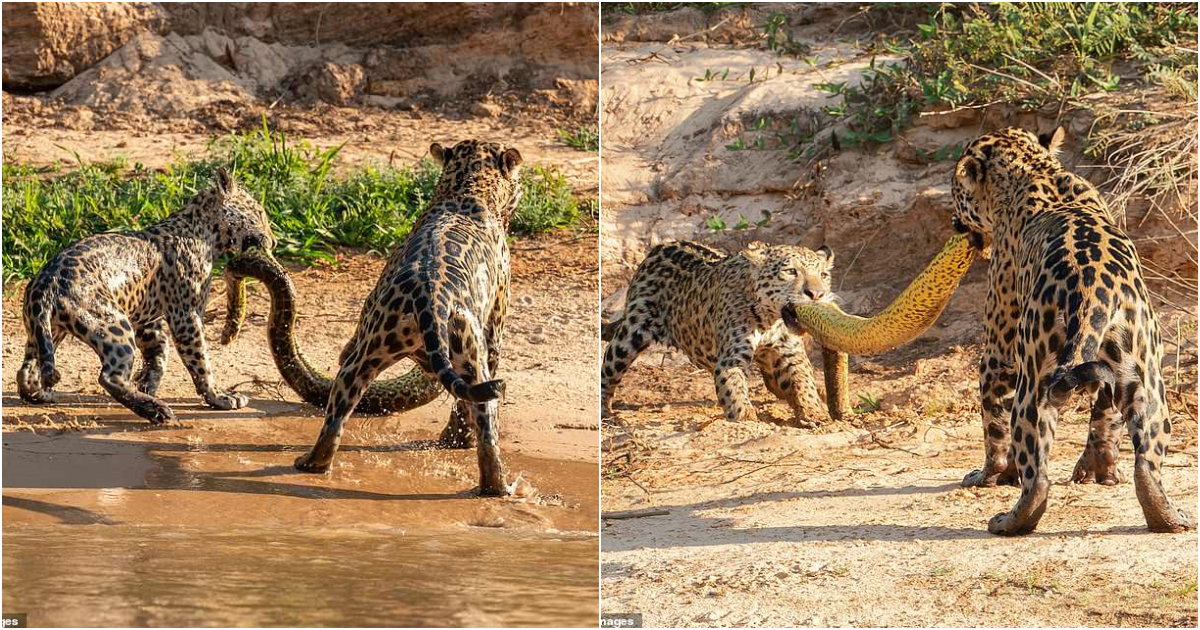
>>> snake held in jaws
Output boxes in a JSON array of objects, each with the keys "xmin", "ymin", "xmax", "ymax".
[
  {"xmin": 220, "ymin": 249, "xmax": 442, "ymax": 414},
  {"xmin": 786, "ymin": 233, "xmax": 977, "ymax": 356}
]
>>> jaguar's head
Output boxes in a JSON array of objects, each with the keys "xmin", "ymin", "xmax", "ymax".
[
  {"xmin": 206, "ymin": 168, "xmax": 276, "ymax": 254},
  {"xmin": 743, "ymin": 241, "xmax": 836, "ymax": 324},
  {"xmin": 430, "ymin": 139, "xmax": 524, "ymax": 228},
  {"xmin": 951, "ymin": 126, "xmax": 1066, "ymax": 247}
]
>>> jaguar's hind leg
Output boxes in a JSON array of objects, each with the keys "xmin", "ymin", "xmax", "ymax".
[
  {"xmin": 17, "ymin": 338, "xmax": 56, "ymax": 403},
  {"xmin": 987, "ymin": 324, "xmax": 1056, "ymax": 536},
  {"xmin": 1123, "ymin": 381, "xmax": 1193, "ymax": 533},
  {"xmin": 75, "ymin": 308, "xmax": 174, "ymax": 423},
  {"xmin": 296, "ymin": 335, "xmax": 396, "ymax": 473},
  {"xmin": 134, "ymin": 319, "xmax": 170, "ymax": 397},
  {"xmin": 1072, "ymin": 385, "xmax": 1124, "ymax": 485},
  {"xmin": 448, "ymin": 311, "xmax": 506, "ymax": 495},
  {"xmin": 17, "ymin": 317, "xmax": 65, "ymax": 404},
  {"xmin": 601, "ymin": 315, "xmax": 655, "ymax": 417},
  {"xmin": 440, "ymin": 285, "xmax": 507, "ymax": 449},
  {"xmin": 438, "ymin": 402, "xmax": 475, "ymax": 449}
]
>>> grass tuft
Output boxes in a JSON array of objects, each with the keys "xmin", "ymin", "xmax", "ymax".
[
  {"xmin": 2, "ymin": 123, "xmax": 586, "ymax": 284},
  {"xmin": 557, "ymin": 126, "xmax": 600, "ymax": 152}
]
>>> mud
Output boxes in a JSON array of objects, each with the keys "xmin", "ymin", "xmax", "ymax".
[
  {"xmin": 3, "ymin": 233, "xmax": 599, "ymax": 627},
  {"xmin": 5, "ymin": 526, "xmax": 596, "ymax": 627}
]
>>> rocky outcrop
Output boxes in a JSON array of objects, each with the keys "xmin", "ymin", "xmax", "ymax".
[
  {"xmin": 6, "ymin": 2, "xmax": 598, "ymax": 117},
  {"xmin": 2, "ymin": 2, "xmax": 167, "ymax": 90}
]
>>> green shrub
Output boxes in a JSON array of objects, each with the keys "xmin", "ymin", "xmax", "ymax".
[
  {"xmin": 734, "ymin": 3, "xmax": 1197, "ymax": 156},
  {"xmin": 2, "ymin": 123, "xmax": 587, "ymax": 284}
]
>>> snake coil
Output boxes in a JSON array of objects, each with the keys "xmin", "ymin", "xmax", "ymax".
[{"xmin": 221, "ymin": 249, "xmax": 442, "ymax": 414}]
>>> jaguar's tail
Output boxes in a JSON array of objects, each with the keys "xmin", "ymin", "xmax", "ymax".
[{"xmin": 419, "ymin": 295, "xmax": 503, "ymax": 403}]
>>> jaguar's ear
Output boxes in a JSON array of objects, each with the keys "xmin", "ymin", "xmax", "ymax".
[
  {"xmin": 1038, "ymin": 126, "xmax": 1066, "ymax": 158},
  {"xmin": 956, "ymin": 154, "xmax": 985, "ymax": 189},
  {"xmin": 817, "ymin": 244, "xmax": 834, "ymax": 267},
  {"xmin": 501, "ymin": 147, "xmax": 523, "ymax": 178},
  {"xmin": 430, "ymin": 143, "xmax": 447, "ymax": 166},
  {"xmin": 743, "ymin": 241, "xmax": 767, "ymax": 264},
  {"xmin": 215, "ymin": 168, "xmax": 234, "ymax": 196}
]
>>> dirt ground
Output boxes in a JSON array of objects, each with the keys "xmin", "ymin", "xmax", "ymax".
[
  {"xmin": 599, "ymin": 4, "xmax": 1198, "ymax": 627},
  {"xmin": 601, "ymin": 344, "xmax": 1198, "ymax": 627},
  {"xmin": 1, "ymin": 96, "xmax": 600, "ymax": 197}
]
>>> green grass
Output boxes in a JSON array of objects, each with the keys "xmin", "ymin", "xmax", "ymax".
[
  {"xmin": 853, "ymin": 392, "xmax": 882, "ymax": 414},
  {"xmin": 729, "ymin": 3, "xmax": 1197, "ymax": 157},
  {"xmin": 557, "ymin": 126, "xmax": 599, "ymax": 152},
  {"xmin": 2, "ymin": 122, "xmax": 587, "ymax": 284}
]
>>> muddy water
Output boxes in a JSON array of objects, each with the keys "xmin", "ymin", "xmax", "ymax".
[
  {"xmin": 3, "ymin": 410, "xmax": 599, "ymax": 627},
  {"xmin": 4, "ymin": 525, "xmax": 597, "ymax": 627}
]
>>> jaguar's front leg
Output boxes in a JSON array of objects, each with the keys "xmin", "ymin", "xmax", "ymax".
[
  {"xmin": 755, "ymin": 331, "xmax": 825, "ymax": 427},
  {"xmin": 963, "ymin": 346, "xmax": 1018, "ymax": 488},
  {"xmin": 714, "ymin": 333, "xmax": 756, "ymax": 423},
  {"xmin": 168, "ymin": 308, "xmax": 247, "ymax": 411}
]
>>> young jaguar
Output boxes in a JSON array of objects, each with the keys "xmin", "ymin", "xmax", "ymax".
[
  {"xmin": 17, "ymin": 169, "xmax": 276, "ymax": 422},
  {"xmin": 952, "ymin": 126, "xmax": 1192, "ymax": 535},
  {"xmin": 292, "ymin": 140, "xmax": 522, "ymax": 496},
  {"xmin": 602, "ymin": 240, "xmax": 836, "ymax": 426}
]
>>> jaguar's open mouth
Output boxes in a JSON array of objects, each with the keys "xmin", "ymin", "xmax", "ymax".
[
  {"xmin": 951, "ymin": 216, "xmax": 985, "ymax": 250},
  {"xmin": 781, "ymin": 302, "xmax": 804, "ymax": 334}
]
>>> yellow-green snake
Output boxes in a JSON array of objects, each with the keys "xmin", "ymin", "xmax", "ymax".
[
  {"xmin": 221, "ymin": 249, "xmax": 442, "ymax": 414},
  {"xmin": 787, "ymin": 233, "xmax": 976, "ymax": 356}
]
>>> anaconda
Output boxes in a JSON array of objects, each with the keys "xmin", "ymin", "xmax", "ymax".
[
  {"xmin": 220, "ymin": 249, "xmax": 443, "ymax": 414},
  {"xmin": 785, "ymin": 233, "xmax": 976, "ymax": 355}
]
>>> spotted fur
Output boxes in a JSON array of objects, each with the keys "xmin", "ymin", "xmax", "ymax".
[
  {"xmin": 602, "ymin": 240, "xmax": 836, "ymax": 426},
  {"xmin": 953, "ymin": 126, "xmax": 1192, "ymax": 535},
  {"xmin": 293, "ymin": 140, "xmax": 522, "ymax": 496},
  {"xmin": 16, "ymin": 169, "xmax": 276, "ymax": 422}
]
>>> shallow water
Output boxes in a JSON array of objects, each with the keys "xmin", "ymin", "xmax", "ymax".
[{"xmin": 4, "ymin": 525, "xmax": 598, "ymax": 627}]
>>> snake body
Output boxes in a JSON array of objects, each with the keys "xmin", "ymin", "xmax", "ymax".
[
  {"xmin": 221, "ymin": 249, "xmax": 442, "ymax": 414},
  {"xmin": 822, "ymin": 348, "xmax": 850, "ymax": 420},
  {"xmin": 787, "ymin": 233, "xmax": 976, "ymax": 356}
]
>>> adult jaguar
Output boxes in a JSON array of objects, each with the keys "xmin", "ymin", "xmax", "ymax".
[
  {"xmin": 952, "ymin": 126, "xmax": 1191, "ymax": 535},
  {"xmin": 291, "ymin": 140, "xmax": 521, "ymax": 497}
]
